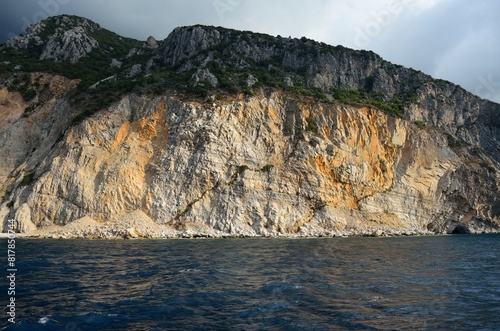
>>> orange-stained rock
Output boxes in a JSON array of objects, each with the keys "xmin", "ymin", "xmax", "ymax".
[{"xmin": 1, "ymin": 91, "xmax": 499, "ymax": 236}]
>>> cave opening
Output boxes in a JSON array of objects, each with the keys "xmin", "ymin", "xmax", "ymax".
[{"xmin": 451, "ymin": 225, "xmax": 469, "ymax": 234}]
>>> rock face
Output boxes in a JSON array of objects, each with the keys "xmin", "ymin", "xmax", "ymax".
[
  {"xmin": 190, "ymin": 68, "xmax": 219, "ymax": 87},
  {"xmin": 0, "ymin": 89, "xmax": 27, "ymax": 183},
  {"xmin": 7, "ymin": 15, "xmax": 100, "ymax": 63},
  {"xmin": 153, "ymin": 25, "xmax": 500, "ymax": 165},
  {"xmin": 128, "ymin": 64, "xmax": 142, "ymax": 77},
  {"xmin": 1, "ymin": 90, "xmax": 498, "ymax": 236},
  {"xmin": 39, "ymin": 25, "xmax": 98, "ymax": 63},
  {"xmin": 0, "ymin": 18, "xmax": 499, "ymax": 237},
  {"xmin": 156, "ymin": 25, "xmax": 387, "ymax": 91},
  {"xmin": 0, "ymin": 74, "xmax": 79, "ymax": 185}
]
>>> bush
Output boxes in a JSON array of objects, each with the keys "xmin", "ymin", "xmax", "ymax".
[
  {"xmin": 22, "ymin": 104, "xmax": 37, "ymax": 117},
  {"xmin": 21, "ymin": 88, "xmax": 37, "ymax": 101},
  {"xmin": 414, "ymin": 120, "xmax": 426, "ymax": 129},
  {"xmin": 306, "ymin": 116, "xmax": 318, "ymax": 134},
  {"xmin": 481, "ymin": 163, "xmax": 496, "ymax": 174},
  {"xmin": 20, "ymin": 172, "xmax": 35, "ymax": 186},
  {"xmin": 261, "ymin": 164, "xmax": 274, "ymax": 172},
  {"xmin": 238, "ymin": 165, "xmax": 249, "ymax": 173},
  {"xmin": 446, "ymin": 134, "xmax": 463, "ymax": 149}
]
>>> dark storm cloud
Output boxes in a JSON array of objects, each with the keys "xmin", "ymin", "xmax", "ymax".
[
  {"xmin": 0, "ymin": 0, "xmax": 54, "ymax": 43},
  {"xmin": 0, "ymin": 0, "xmax": 498, "ymax": 102}
]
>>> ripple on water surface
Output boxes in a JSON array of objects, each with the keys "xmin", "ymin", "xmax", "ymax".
[{"xmin": 1, "ymin": 235, "xmax": 499, "ymax": 330}]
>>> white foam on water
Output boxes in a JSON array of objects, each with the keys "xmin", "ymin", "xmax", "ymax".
[
  {"xmin": 38, "ymin": 316, "xmax": 50, "ymax": 324},
  {"xmin": 179, "ymin": 269, "xmax": 201, "ymax": 273}
]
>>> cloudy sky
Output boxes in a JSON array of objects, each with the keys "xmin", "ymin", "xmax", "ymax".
[{"xmin": 0, "ymin": 0, "xmax": 499, "ymax": 103}]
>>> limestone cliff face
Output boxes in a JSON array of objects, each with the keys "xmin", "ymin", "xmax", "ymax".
[
  {"xmin": 0, "ymin": 18, "xmax": 499, "ymax": 237},
  {"xmin": 0, "ymin": 73, "xmax": 79, "ymax": 184},
  {"xmin": 1, "ymin": 89, "xmax": 498, "ymax": 236}
]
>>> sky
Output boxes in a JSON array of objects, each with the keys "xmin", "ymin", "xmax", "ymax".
[{"xmin": 0, "ymin": 0, "xmax": 499, "ymax": 103}]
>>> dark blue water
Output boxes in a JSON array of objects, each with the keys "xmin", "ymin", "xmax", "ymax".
[{"xmin": 1, "ymin": 235, "xmax": 499, "ymax": 330}]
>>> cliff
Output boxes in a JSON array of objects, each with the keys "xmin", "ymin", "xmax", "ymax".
[{"xmin": 0, "ymin": 16, "xmax": 498, "ymax": 238}]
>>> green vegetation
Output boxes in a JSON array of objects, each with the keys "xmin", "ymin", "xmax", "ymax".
[
  {"xmin": 305, "ymin": 116, "xmax": 319, "ymax": 134},
  {"xmin": 22, "ymin": 104, "xmax": 37, "ymax": 118},
  {"xmin": 446, "ymin": 134, "xmax": 463, "ymax": 149},
  {"xmin": 289, "ymin": 86, "xmax": 329, "ymax": 102},
  {"xmin": 482, "ymin": 163, "xmax": 496, "ymax": 174},
  {"xmin": 37, "ymin": 16, "xmax": 59, "ymax": 41},
  {"xmin": 5, "ymin": 73, "xmax": 38, "ymax": 102},
  {"xmin": 88, "ymin": 27, "xmax": 143, "ymax": 58},
  {"xmin": 330, "ymin": 88, "xmax": 413, "ymax": 117},
  {"xmin": 238, "ymin": 165, "xmax": 250, "ymax": 174},
  {"xmin": 414, "ymin": 120, "xmax": 426, "ymax": 129},
  {"xmin": 155, "ymin": 32, "xmax": 337, "ymax": 102},
  {"xmin": 261, "ymin": 164, "xmax": 274, "ymax": 173},
  {"xmin": 20, "ymin": 172, "xmax": 35, "ymax": 186},
  {"xmin": 69, "ymin": 75, "xmax": 143, "ymax": 125},
  {"xmin": 21, "ymin": 87, "xmax": 37, "ymax": 101}
]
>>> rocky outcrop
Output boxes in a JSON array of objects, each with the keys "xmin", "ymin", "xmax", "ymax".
[
  {"xmin": 0, "ymin": 18, "xmax": 498, "ymax": 237},
  {"xmin": 190, "ymin": 68, "xmax": 218, "ymax": 87},
  {"xmin": 7, "ymin": 15, "xmax": 100, "ymax": 63},
  {"xmin": 158, "ymin": 26, "xmax": 223, "ymax": 66},
  {"xmin": 0, "ymin": 73, "xmax": 80, "ymax": 188},
  {"xmin": 0, "ymin": 89, "xmax": 27, "ymax": 184},
  {"xmin": 128, "ymin": 64, "xmax": 142, "ymax": 77},
  {"xmin": 39, "ymin": 26, "xmax": 98, "ymax": 63},
  {"xmin": 5, "ymin": 22, "xmax": 46, "ymax": 49},
  {"xmin": 145, "ymin": 36, "xmax": 158, "ymax": 49},
  {"xmin": 156, "ymin": 26, "xmax": 385, "ymax": 90}
]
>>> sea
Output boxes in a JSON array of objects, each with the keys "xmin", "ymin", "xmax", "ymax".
[{"xmin": 1, "ymin": 235, "xmax": 499, "ymax": 330}]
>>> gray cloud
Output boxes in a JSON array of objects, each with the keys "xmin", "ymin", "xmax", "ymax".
[
  {"xmin": 358, "ymin": 0, "xmax": 500, "ymax": 103},
  {"xmin": 0, "ymin": 0, "xmax": 498, "ymax": 103},
  {"xmin": 0, "ymin": 0, "xmax": 50, "ymax": 41}
]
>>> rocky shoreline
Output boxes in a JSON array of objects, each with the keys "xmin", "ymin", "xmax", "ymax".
[
  {"xmin": 8, "ymin": 230, "xmax": 436, "ymax": 240},
  {"xmin": 5, "ymin": 221, "xmax": 499, "ymax": 239},
  {"xmin": 1, "ymin": 211, "xmax": 441, "ymax": 239},
  {"xmin": 4, "ymin": 210, "xmax": 499, "ymax": 240}
]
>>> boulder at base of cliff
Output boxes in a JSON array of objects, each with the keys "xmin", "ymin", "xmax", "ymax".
[{"xmin": 118, "ymin": 209, "xmax": 163, "ymax": 238}]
